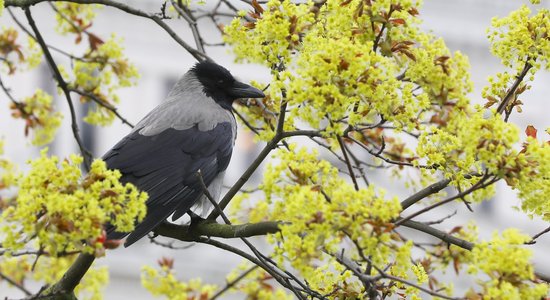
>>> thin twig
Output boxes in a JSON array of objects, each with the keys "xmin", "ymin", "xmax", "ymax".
[
  {"xmin": 193, "ymin": 237, "xmax": 312, "ymax": 298},
  {"xmin": 0, "ymin": 73, "xmax": 23, "ymax": 108},
  {"xmin": 25, "ymin": 7, "xmax": 93, "ymax": 170},
  {"xmin": 7, "ymin": 7, "xmax": 88, "ymax": 62},
  {"xmin": 372, "ymin": 5, "xmax": 395, "ymax": 53},
  {"xmin": 149, "ymin": 236, "xmax": 196, "ymax": 250},
  {"xmin": 526, "ymin": 225, "xmax": 550, "ymax": 245},
  {"xmin": 421, "ymin": 210, "xmax": 457, "ymax": 225},
  {"xmin": 209, "ymin": 101, "xmax": 289, "ymax": 220},
  {"xmin": 70, "ymin": 88, "xmax": 134, "ymax": 128},
  {"xmin": 196, "ymin": 171, "xmax": 315, "ymax": 300},
  {"xmin": 0, "ymin": 271, "xmax": 32, "ymax": 296},
  {"xmin": 337, "ymin": 136, "xmax": 359, "ymax": 191},
  {"xmin": 172, "ymin": 0, "xmax": 206, "ymax": 54},
  {"xmin": 7, "ymin": 0, "xmax": 210, "ymax": 62},
  {"xmin": 496, "ymin": 60, "xmax": 532, "ymax": 114},
  {"xmin": 210, "ymin": 265, "xmax": 258, "ymax": 300},
  {"xmin": 347, "ymin": 135, "xmax": 417, "ymax": 167},
  {"xmin": 366, "ymin": 257, "xmax": 461, "ymax": 300},
  {"xmin": 395, "ymin": 176, "xmax": 498, "ymax": 227}
]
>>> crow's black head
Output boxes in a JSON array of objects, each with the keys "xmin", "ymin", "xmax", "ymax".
[{"xmin": 191, "ymin": 61, "xmax": 265, "ymax": 110}]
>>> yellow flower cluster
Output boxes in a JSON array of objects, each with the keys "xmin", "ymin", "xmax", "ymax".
[
  {"xmin": 233, "ymin": 145, "xmax": 413, "ymax": 296},
  {"xmin": 73, "ymin": 35, "xmax": 139, "ymax": 126},
  {"xmin": 223, "ymin": 0, "xmax": 315, "ymax": 67},
  {"xmin": 10, "ymin": 89, "xmax": 63, "ymax": 146},
  {"xmin": 488, "ymin": 5, "xmax": 550, "ymax": 72},
  {"xmin": 0, "ymin": 139, "xmax": 18, "ymax": 189},
  {"xmin": 50, "ymin": 3, "xmax": 139, "ymax": 126},
  {"xmin": 405, "ymin": 37, "xmax": 472, "ymax": 110},
  {"xmin": 0, "ymin": 255, "xmax": 108, "ymax": 300},
  {"xmin": 0, "ymin": 150, "xmax": 147, "ymax": 256},
  {"xmin": 0, "ymin": 27, "xmax": 42, "ymax": 74},
  {"xmin": 467, "ymin": 229, "xmax": 548, "ymax": 299},
  {"xmin": 513, "ymin": 137, "xmax": 550, "ymax": 221},
  {"xmin": 141, "ymin": 264, "xmax": 217, "ymax": 300},
  {"xmin": 53, "ymin": 3, "xmax": 101, "ymax": 35},
  {"xmin": 417, "ymin": 108, "xmax": 519, "ymax": 201},
  {"xmin": 223, "ymin": 0, "xmax": 549, "ymax": 298},
  {"xmin": 225, "ymin": 0, "xmax": 473, "ymax": 139}
]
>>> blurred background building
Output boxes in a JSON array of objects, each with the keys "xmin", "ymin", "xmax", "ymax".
[{"xmin": 1, "ymin": 0, "xmax": 549, "ymax": 298}]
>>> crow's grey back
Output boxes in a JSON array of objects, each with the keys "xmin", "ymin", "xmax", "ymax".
[{"xmin": 135, "ymin": 72, "xmax": 236, "ymax": 138}]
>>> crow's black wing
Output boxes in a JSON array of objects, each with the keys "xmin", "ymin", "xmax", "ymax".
[{"xmin": 104, "ymin": 122, "xmax": 233, "ymax": 246}]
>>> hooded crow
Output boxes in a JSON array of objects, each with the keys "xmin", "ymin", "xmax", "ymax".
[{"xmin": 103, "ymin": 61, "xmax": 265, "ymax": 247}]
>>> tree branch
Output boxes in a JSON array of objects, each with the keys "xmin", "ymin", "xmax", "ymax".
[
  {"xmin": 399, "ymin": 219, "xmax": 474, "ymax": 250},
  {"xmin": 210, "ymin": 265, "xmax": 258, "ymax": 300},
  {"xmin": 337, "ymin": 136, "xmax": 359, "ymax": 191},
  {"xmin": 332, "ymin": 250, "xmax": 460, "ymax": 300},
  {"xmin": 154, "ymin": 220, "xmax": 282, "ymax": 240},
  {"xmin": 526, "ymin": 225, "xmax": 550, "ymax": 245},
  {"xmin": 399, "ymin": 219, "xmax": 550, "ymax": 284},
  {"xmin": 6, "ymin": 0, "xmax": 210, "ymax": 61},
  {"xmin": 7, "ymin": 7, "xmax": 89, "ymax": 63},
  {"xmin": 496, "ymin": 60, "xmax": 532, "ymax": 114},
  {"xmin": 400, "ymin": 178, "xmax": 451, "ymax": 211},
  {"xmin": 69, "ymin": 88, "xmax": 134, "ymax": 128},
  {"xmin": 172, "ymin": 0, "xmax": 206, "ymax": 54},
  {"xmin": 0, "ymin": 271, "xmax": 32, "ymax": 296},
  {"xmin": 25, "ymin": 6, "xmax": 93, "ymax": 170},
  {"xmin": 395, "ymin": 175, "xmax": 497, "ymax": 227},
  {"xmin": 208, "ymin": 101, "xmax": 289, "ymax": 220},
  {"xmin": 190, "ymin": 237, "xmax": 314, "ymax": 299}
]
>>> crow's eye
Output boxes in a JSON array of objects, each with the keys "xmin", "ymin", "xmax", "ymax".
[{"xmin": 217, "ymin": 79, "xmax": 224, "ymax": 84}]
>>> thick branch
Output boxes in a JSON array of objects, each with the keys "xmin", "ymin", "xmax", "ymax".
[
  {"xmin": 400, "ymin": 178, "xmax": 451, "ymax": 211},
  {"xmin": 155, "ymin": 220, "xmax": 282, "ymax": 240},
  {"xmin": 399, "ymin": 219, "xmax": 473, "ymax": 250}
]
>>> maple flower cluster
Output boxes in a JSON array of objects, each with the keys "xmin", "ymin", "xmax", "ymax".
[
  {"xmin": 141, "ymin": 259, "xmax": 217, "ymax": 300},
  {"xmin": 10, "ymin": 89, "xmax": 63, "ymax": 146},
  {"xmin": 468, "ymin": 229, "xmax": 548, "ymax": 299},
  {"xmin": 0, "ymin": 150, "xmax": 147, "ymax": 256},
  {"xmin": 53, "ymin": 3, "xmax": 139, "ymax": 126},
  {"xmin": 0, "ymin": 255, "xmax": 108, "ymax": 300},
  {"xmin": 222, "ymin": 0, "xmax": 549, "ymax": 298}
]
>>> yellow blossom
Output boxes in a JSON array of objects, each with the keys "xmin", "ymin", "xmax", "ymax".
[
  {"xmin": 0, "ymin": 149, "xmax": 147, "ymax": 256},
  {"xmin": 467, "ymin": 229, "xmax": 548, "ymax": 299},
  {"xmin": 141, "ymin": 264, "xmax": 217, "ymax": 300}
]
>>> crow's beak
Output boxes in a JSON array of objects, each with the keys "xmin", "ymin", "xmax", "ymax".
[{"xmin": 229, "ymin": 81, "xmax": 265, "ymax": 99}]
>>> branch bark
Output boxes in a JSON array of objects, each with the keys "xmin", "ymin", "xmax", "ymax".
[
  {"xmin": 400, "ymin": 178, "xmax": 451, "ymax": 210},
  {"xmin": 496, "ymin": 60, "xmax": 532, "ymax": 114},
  {"xmin": 154, "ymin": 220, "xmax": 282, "ymax": 240}
]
